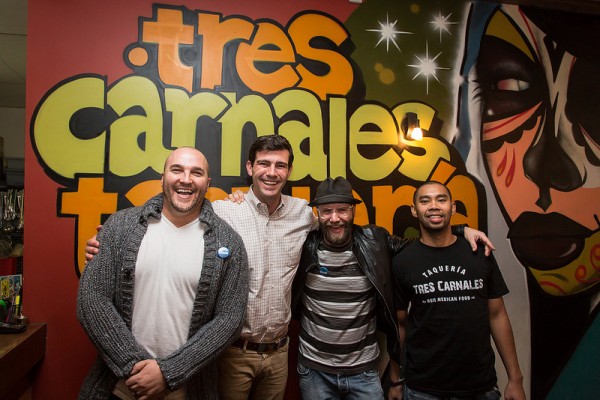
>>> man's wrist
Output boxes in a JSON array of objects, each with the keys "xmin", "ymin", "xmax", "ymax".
[
  {"xmin": 451, "ymin": 223, "xmax": 467, "ymax": 237},
  {"xmin": 390, "ymin": 378, "xmax": 405, "ymax": 387}
]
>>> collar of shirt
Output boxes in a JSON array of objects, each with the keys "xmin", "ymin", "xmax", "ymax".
[{"xmin": 246, "ymin": 185, "xmax": 286, "ymax": 216}]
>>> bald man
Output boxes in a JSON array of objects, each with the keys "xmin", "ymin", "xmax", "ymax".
[{"xmin": 77, "ymin": 148, "xmax": 249, "ymax": 400}]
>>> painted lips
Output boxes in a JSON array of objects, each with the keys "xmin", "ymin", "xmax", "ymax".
[{"xmin": 508, "ymin": 212, "xmax": 592, "ymax": 270}]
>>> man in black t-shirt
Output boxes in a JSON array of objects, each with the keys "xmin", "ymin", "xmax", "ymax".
[{"xmin": 391, "ymin": 181, "xmax": 526, "ymax": 400}]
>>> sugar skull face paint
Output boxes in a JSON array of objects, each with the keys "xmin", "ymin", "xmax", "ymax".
[{"xmin": 469, "ymin": 7, "xmax": 600, "ymax": 295}]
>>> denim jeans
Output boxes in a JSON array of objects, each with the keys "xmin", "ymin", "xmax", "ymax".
[
  {"xmin": 404, "ymin": 384, "xmax": 501, "ymax": 400},
  {"xmin": 297, "ymin": 363, "xmax": 384, "ymax": 400}
]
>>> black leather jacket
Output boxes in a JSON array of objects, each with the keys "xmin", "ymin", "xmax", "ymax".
[{"xmin": 291, "ymin": 224, "xmax": 411, "ymax": 363}]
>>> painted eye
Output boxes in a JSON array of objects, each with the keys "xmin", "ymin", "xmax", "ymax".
[
  {"xmin": 475, "ymin": 34, "xmax": 542, "ymax": 120},
  {"xmin": 494, "ymin": 79, "xmax": 530, "ymax": 92}
]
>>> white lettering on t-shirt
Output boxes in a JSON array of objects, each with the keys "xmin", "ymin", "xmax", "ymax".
[{"xmin": 421, "ymin": 264, "xmax": 466, "ymax": 278}]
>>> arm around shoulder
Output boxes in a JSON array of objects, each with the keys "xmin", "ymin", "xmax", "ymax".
[{"xmin": 462, "ymin": 226, "xmax": 496, "ymax": 256}]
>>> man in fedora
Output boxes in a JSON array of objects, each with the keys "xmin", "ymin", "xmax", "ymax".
[{"xmin": 291, "ymin": 177, "xmax": 482, "ymax": 400}]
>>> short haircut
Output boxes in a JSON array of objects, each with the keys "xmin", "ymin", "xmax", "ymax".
[
  {"xmin": 248, "ymin": 134, "xmax": 294, "ymax": 167},
  {"xmin": 163, "ymin": 146, "xmax": 210, "ymax": 176},
  {"xmin": 413, "ymin": 180, "xmax": 452, "ymax": 204}
]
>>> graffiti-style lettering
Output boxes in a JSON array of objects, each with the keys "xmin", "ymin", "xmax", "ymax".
[
  {"xmin": 37, "ymin": 75, "xmax": 454, "ymax": 182},
  {"xmin": 288, "ymin": 13, "xmax": 353, "ymax": 100},
  {"xmin": 109, "ymin": 76, "xmax": 172, "ymax": 176},
  {"xmin": 196, "ymin": 12, "xmax": 254, "ymax": 90},
  {"xmin": 236, "ymin": 21, "xmax": 299, "ymax": 94},
  {"xmin": 60, "ymin": 178, "xmax": 119, "ymax": 274},
  {"xmin": 139, "ymin": 8, "xmax": 353, "ymax": 99},
  {"xmin": 33, "ymin": 76, "xmax": 106, "ymax": 179},
  {"xmin": 142, "ymin": 8, "xmax": 196, "ymax": 91},
  {"xmin": 30, "ymin": 6, "xmax": 483, "ymax": 284}
]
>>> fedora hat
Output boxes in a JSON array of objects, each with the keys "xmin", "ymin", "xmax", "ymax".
[{"xmin": 309, "ymin": 177, "xmax": 362, "ymax": 207}]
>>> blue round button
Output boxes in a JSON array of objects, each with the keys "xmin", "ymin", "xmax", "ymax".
[{"xmin": 218, "ymin": 247, "xmax": 230, "ymax": 259}]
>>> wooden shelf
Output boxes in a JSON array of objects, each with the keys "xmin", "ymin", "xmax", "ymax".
[{"xmin": 0, "ymin": 323, "xmax": 46, "ymax": 400}]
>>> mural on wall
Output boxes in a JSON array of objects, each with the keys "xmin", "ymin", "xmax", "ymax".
[
  {"xmin": 30, "ymin": 2, "xmax": 484, "ymax": 277},
  {"xmin": 27, "ymin": 0, "xmax": 599, "ymax": 398},
  {"xmin": 455, "ymin": 3, "xmax": 600, "ymax": 398}
]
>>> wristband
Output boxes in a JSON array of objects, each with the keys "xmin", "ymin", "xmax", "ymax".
[
  {"xmin": 451, "ymin": 223, "xmax": 467, "ymax": 237},
  {"xmin": 390, "ymin": 379, "xmax": 405, "ymax": 387}
]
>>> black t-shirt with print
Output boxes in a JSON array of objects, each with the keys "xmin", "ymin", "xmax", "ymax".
[{"xmin": 392, "ymin": 237, "xmax": 508, "ymax": 396}]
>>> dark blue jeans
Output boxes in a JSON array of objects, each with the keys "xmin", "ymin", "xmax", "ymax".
[
  {"xmin": 297, "ymin": 363, "xmax": 384, "ymax": 400},
  {"xmin": 404, "ymin": 384, "xmax": 501, "ymax": 400}
]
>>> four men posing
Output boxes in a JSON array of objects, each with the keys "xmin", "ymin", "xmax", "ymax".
[{"xmin": 80, "ymin": 135, "xmax": 523, "ymax": 399}]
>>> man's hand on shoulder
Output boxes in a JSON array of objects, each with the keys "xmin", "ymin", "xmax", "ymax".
[
  {"xmin": 84, "ymin": 225, "xmax": 102, "ymax": 262},
  {"xmin": 225, "ymin": 189, "xmax": 246, "ymax": 203},
  {"xmin": 463, "ymin": 226, "xmax": 496, "ymax": 256}
]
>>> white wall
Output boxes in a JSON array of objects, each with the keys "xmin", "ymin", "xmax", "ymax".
[{"xmin": 0, "ymin": 106, "xmax": 25, "ymax": 158}]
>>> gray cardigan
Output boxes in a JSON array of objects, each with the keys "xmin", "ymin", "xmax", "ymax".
[{"xmin": 77, "ymin": 194, "xmax": 249, "ymax": 399}]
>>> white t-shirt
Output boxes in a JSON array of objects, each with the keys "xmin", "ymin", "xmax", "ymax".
[
  {"xmin": 115, "ymin": 214, "xmax": 205, "ymax": 399},
  {"xmin": 132, "ymin": 214, "xmax": 205, "ymax": 358}
]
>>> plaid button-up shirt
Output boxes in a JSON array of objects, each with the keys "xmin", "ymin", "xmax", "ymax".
[{"xmin": 213, "ymin": 188, "xmax": 316, "ymax": 342}]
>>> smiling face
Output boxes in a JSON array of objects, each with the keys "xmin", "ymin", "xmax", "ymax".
[
  {"xmin": 161, "ymin": 147, "xmax": 211, "ymax": 226},
  {"xmin": 317, "ymin": 203, "xmax": 355, "ymax": 247},
  {"xmin": 411, "ymin": 182, "xmax": 456, "ymax": 239},
  {"xmin": 246, "ymin": 149, "xmax": 292, "ymax": 210}
]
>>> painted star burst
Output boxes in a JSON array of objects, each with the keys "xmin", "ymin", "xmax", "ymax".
[
  {"xmin": 407, "ymin": 42, "xmax": 449, "ymax": 94},
  {"xmin": 366, "ymin": 14, "xmax": 413, "ymax": 53},
  {"xmin": 430, "ymin": 11, "xmax": 458, "ymax": 43}
]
